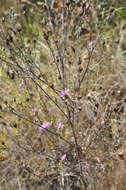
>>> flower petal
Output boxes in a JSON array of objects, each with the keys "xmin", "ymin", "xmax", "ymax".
[{"xmin": 60, "ymin": 154, "xmax": 66, "ymax": 161}]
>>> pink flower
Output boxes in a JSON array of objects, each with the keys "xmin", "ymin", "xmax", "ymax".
[
  {"xmin": 31, "ymin": 108, "xmax": 36, "ymax": 113},
  {"xmin": 40, "ymin": 122, "xmax": 51, "ymax": 130},
  {"xmin": 96, "ymin": 5, "xmax": 101, "ymax": 10},
  {"xmin": 60, "ymin": 154, "xmax": 66, "ymax": 161},
  {"xmin": 59, "ymin": 89, "xmax": 70, "ymax": 97},
  {"xmin": 57, "ymin": 123, "xmax": 64, "ymax": 129}
]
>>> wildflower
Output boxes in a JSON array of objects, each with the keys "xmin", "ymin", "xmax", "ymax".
[
  {"xmin": 59, "ymin": 89, "xmax": 70, "ymax": 97},
  {"xmin": 57, "ymin": 123, "xmax": 64, "ymax": 129},
  {"xmin": 60, "ymin": 154, "xmax": 66, "ymax": 161},
  {"xmin": 31, "ymin": 108, "xmax": 36, "ymax": 113},
  {"xmin": 96, "ymin": 5, "xmax": 101, "ymax": 9},
  {"xmin": 40, "ymin": 122, "xmax": 51, "ymax": 130}
]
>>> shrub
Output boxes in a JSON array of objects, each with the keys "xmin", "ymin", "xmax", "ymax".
[{"xmin": 0, "ymin": 0, "xmax": 126, "ymax": 189}]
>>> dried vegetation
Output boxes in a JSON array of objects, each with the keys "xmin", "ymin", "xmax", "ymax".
[{"xmin": 0, "ymin": 0, "xmax": 126, "ymax": 189}]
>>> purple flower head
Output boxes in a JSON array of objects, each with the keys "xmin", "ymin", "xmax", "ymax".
[
  {"xmin": 57, "ymin": 123, "xmax": 64, "ymax": 129},
  {"xmin": 31, "ymin": 108, "xmax": 36, "ymax": 113},
  {"xmin": 60, "ymin": 154, "xmax": 66, "ymax": 161},
  {"xmin": 40, "ymin": 122, "xmax": 51, "ymax": 130},
  {"xmin": 59, "ymin": 89, "xmax": 70, "ymax": 97},
  {"xmin": 96, "ymin": 5, "xmax": 101, "ymax": 10}
]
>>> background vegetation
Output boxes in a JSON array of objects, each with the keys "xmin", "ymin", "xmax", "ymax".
[{"xmin": 0, "ymin": 0, "xmax": 126, "ymax": 189}]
